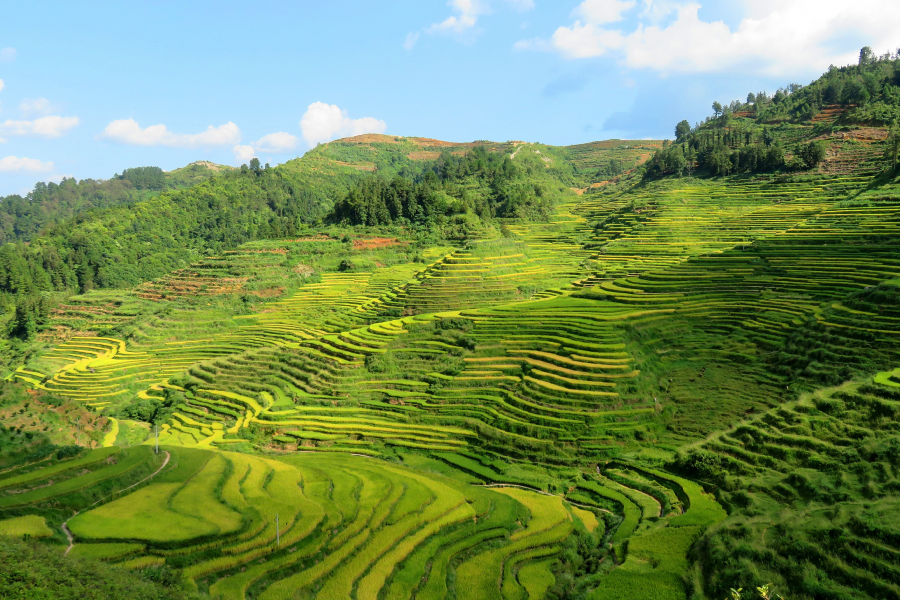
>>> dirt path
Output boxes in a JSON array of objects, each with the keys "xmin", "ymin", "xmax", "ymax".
[{"xmin": 63, "ymin": 450, "xmax": 171, "ymax": 556}]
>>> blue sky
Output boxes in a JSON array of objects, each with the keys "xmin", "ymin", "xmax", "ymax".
[{"xmin": 0, "ymin": 0, "xmax": 897, "ymax": 195}]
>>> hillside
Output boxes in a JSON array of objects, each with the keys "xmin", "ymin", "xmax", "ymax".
[
  {"xmin": 1, "ymin": 54, "xmax": 900, "ymax": 600},
  {"xmin": 0, "ymin": 161, "xmax": 231, "ymax": 246},
  {"xmin": 0, "ymin": 134, "xmax": 657, "ymax": 351}
]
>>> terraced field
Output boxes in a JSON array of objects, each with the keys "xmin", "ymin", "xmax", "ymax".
[
  {"xmin": 0, "ymin": 444, "xmax": 624, "ymax": 599},
  {"xmin": 683, "ymin": 376, "xmax": 900, "ymax": 600},
  {"xmin": 4, "ymin": 124, "xmax": 900, "ymax": 599}
]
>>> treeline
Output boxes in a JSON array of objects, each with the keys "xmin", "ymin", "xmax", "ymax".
[
  {"xmin": 0, "ymin": 178, "xmax": 150, "ymax": 245},
  {"xmin": 641, "ymin": 48, "xmax": 900, "ymax": 179},
  {"xmin": 329, "ymin": 146, "xmax": 554, "ymax": 226},
  {"xmin": 690, "ymin": 47, "xmax": 900, "ymax": 127},
  {"xmin": 0, "ymin": 164, "xmax": 226, "ymax": 245},
  {"xmin": 0, "ymin": 163, "xmax": 329, "ymax": 303},
  {"xmin": 118, "ymin": 166, "xmax": 167, "ymax": 190},
  {"xmin": 644, "ymin": 132, "xmax": 826, "ymax": 178},
  {"xmin": 763, "ymin": 47, "xmax": 900, "ymax": 124}
]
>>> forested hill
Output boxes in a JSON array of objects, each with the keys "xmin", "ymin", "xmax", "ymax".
[
  {"xmin": 0, "ymin": 135, "xmax": 656, "ymax": 299},
  {"xmin": 0, "ymin": 161, "xmax": 232, "ymax": 245},
  {"xmin": 644, "ymin": 47, "xmax": 900, "ymax": 179}
]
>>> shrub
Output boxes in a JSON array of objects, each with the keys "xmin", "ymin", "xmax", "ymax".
[{"xmin": 55, "ymin": 445, "xmax": 82, "ymax": 460}]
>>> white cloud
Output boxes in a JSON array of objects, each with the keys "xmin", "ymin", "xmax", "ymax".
[
  {"xmin": 637, "ymin": 0, "xmax": 681, "ymax": 22},
  {"xmin": 0, "ymin": 48, "xmax": 15, "ymax": 62},
  {"xmin": 299, "ymin": 102, "xmax": 387, "ymax": 147},
  {"xmin": 231, "ymin": 131, "xmax": 299, "ymax": 164},
  {"xmin": 427, "ymin": 0, "xmax": 486, "ymax": 34},
  {"xmin": 98, "ymin": 119, "xmax": 241, "ymax": 148},
  {"xmin": 0, "ymin": 79, "xmax": 4, "ymax": 93},
  {"xmin": 232, "ymin": 145, "xmax": 257, "ymax": 163},
  {"xmin": 552, "ymin": 22, "xmax": 625, "ymax": 58},
  {"xmin": 575, "ymin": 0, "xmax": 636, "ymax": 24},
  {"xmin": 0, "ymin": 116, "xmax": 80, "ymax": 138},
  {"xmin": 506, "ymin": 0, "xmax": 535, "ymax": 11},
  {"xmin": 19, "ymin": 97, "xmax": 59, "ymax": 116},
  {"xmin": 0, "ymin": 156, "xmax": 54, "ymax": 173},
  {"xmin": 254, "ymin": 132, "xmax": 298, "ymax": 153},
  {"xmin": 404, "ymin": 32, "xmax": 420, "ymax": 50},
  {"xmin": 47, "ymin": 174, "xmax": 74, "ymax": 184},
  {"xmin": 411, "ymin": 0, "xmax": 533, "ymax": 47},
  {"xmin": 517, "ymin": 0, "xmax": 900, "ymax": 76}
]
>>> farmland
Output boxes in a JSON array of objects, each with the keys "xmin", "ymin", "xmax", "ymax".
[{"xmin": 2, "ymin": 59, "xmax": 900, "ymax": 599}]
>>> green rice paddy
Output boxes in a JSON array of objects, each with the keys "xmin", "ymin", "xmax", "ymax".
[{"xmin": 4, "ymin": 124, "xmax": 900, "ymax": 598}]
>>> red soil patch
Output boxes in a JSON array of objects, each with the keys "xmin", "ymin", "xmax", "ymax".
[
  {"xmin": 353, "ymin": 237, "xmax": 407, "ymax": 250},
  {"xmin": 409, "ymin": 137, "xmax": 480, "ymax": 148},
  {"xmin": 831, "ymin": 127, "xmax": 888, "ymax": 141},
  {"xmin": 135, "ymin": 271, "xmax": 248, "ymax": 301},
  {"xmin": 332, "ymin": 134, "xmax": 401, "ymax": 144},
  {"xmin": 811, "ymin": 104, "xmax": 853, "ymax": 124}
]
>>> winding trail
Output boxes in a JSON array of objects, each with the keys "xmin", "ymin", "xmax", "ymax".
[{"xmin": 62, "ymin": 450, "xmax": 171, "ymax": 556}]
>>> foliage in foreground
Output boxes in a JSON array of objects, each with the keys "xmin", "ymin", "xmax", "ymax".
[{"xmin": 0, "ymin": 536, "xmax": 195, "ymax": 600}]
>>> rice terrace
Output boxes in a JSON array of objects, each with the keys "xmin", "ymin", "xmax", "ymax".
[{"xmin": 2, "ymin": 4, "xmax": 900, "ymax": 599}]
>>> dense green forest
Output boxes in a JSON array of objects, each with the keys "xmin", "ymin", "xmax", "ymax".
[
  {"xmin": 329, "ymin": 146, "xmax": 560, "ymax": 227},
  {"xmin": 645, "ymin": 48, "xmax": 900, "ymax": 179},
  {"xmin": 0, "ymin": 159, "xmax": 343, "ymax": 296},
  {"xmin": 0, "ymin": 162, "xmax": 228, "ymax": 245}
]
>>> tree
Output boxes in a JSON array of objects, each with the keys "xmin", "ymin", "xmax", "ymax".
[
  {"xmin": 708, "ymin": 149, "xmax": 732, "ymax": 176},
  {"xmin": 675, "ymin": 120, "xmax": 691, "ymax": 142},
  {"xmin": 795, "ymin": 141, "xmax": 827, "ymax": 170},
  {"xmin": 859, "ymin": 46, "xmax": 874, "ymax": 66},
  {"xmin": 670, "ymin": 147, "xmax": 687, "ymax": 176},
  {"xmin": 600, "ymin": 159, "xmax": 623, "ymax": 178},
  {"xmin": 712, "ymin": 101, "xmax": 723, "ymax": 118},
  {"xmin": 11, "ymin": 297, "xmax": 37, "ymax": 340},
  {"xmin": 685, "ymin": 146, "xmax": 697, "ymax": 177},
  {"xmin": 747, "ymin": 93, "xmax": 756, "ymax": 105}
]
